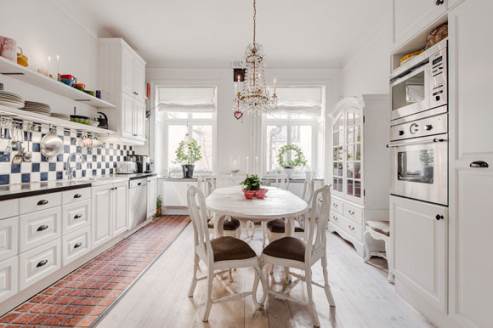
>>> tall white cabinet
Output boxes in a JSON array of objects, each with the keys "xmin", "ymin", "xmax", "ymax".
[
  {"xmin": 99, "ymin": 38, "xmax": 146, "ymax": 144},
  {"xmin": 329, "ymin": 95, "xmax": 390, "ymax": 256}
]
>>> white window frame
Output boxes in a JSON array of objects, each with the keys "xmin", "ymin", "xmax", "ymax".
[{"xmin": 156, "ymin": 86, "xmax": 218, "ymax": 175}]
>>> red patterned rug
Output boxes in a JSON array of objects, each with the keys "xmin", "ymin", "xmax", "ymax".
[{"xmin": 0, "ymin": 216, "xmax": 190, "ymax": 328}]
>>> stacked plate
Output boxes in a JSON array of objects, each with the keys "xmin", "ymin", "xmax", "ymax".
[
  {"xmin": 0, "ymin": 90, "xmax": 24, "ymax": 108},
  {"xmin": 21, "ymin": 101, "xmax": 51, "ymax": 116},
  {"xmin": 50, "ymin": 112, "xmax": 69, "ymax": 120}
]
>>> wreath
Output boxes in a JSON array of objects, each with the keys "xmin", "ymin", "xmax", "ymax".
[{"xmin": 277, "ymin": 144, "xmax": 307, "ymax": 169}]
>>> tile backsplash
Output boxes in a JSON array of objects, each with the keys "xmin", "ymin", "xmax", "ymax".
[{"xmin": 0, "ymin": 123, "xmax": 134, "ymax": 185}]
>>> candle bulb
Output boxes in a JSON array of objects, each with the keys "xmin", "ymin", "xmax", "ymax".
[{"xmin": 273, "ymin": 77, "xmax": 277, "ymax": 94}]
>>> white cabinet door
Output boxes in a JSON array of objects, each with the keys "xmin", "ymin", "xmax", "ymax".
[
  {"xmin": 132, "ymin": 58, "xmax": 146, "ymax": 100},
  {"xmin": 134, "ymin": 100, "xmax": 146, "ymax": 140},
  {"xmin": 0, "ymin": 256, "xmax": 18, "ymax": 302},
  {"xmin": 391, "ymin": 196, "xmax": 447, "ymax": 315},
  {"xmin": 113, "ymin": 183, "xmax": 129, "ymax": 236},
  {"xmin": 62, "ymin": 200, "xmax": 90, "ymax": 234},
  {"xmin": 62, "ymin": 227, "xmax": 91, "ymax": 266},
  {"xmin": 147, "ymin": 178, "xmax": 157, "ymax": 218},
  {"xmin": 121, "ymin": 44, "xmax": 134, "ymax": 96},
  {"xmin": 0, "ymin": 217, "xmax": 18, "ymax": 262},
  {"xmin": 163, "ymin": 181, "xmax": 195, "ymax": 207},
  {"xmin": 92, "ymin": 185, "xmax": 113, "ymax": 248},
  {"xmin": 122, "ymin": 93, "xmax": 135, "ymax": 138},
  {"xmin": 19, "ymin": 207, "xmax": 62, "ymax": 253},
  {"xmin": 393, "ymin": 0, "xmax": 447, "ymax": 45},
  {"xmin": 19, "ymin": 239, "xmax": 61, "ymax": 290}
]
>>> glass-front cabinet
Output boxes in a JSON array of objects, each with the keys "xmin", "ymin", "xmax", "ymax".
[{"xmin": 332, "ymin": 108, "xmax": 363, "ymax": 202}]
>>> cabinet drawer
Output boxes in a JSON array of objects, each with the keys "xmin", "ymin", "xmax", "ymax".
[
  {"xmin": 0, "ymin": 256, "xmax": 18, "ymax": 302},
  {"xmin": 330, "ymin": 211, "xmax": 343, "ymax": 226},
  {"xmin": 19, "ymin": 207, "xmax": 61, "ymax": 252},
  {"xmin": 0, "ymin": 199, "xmax": 19, "ymax": 219},
  {"xmin": 62, "ymin": 227, "xmax": 91, "ymax": 266},
  {"xmin": 0, "ymin": 217, "xmax": 18, "ymax": 261},
  {"xmin": 331, "ymin": 198, "xmax": 343, "ymax": 214},
  {"xmin": 344, "ymin": 202, "xmax": 363, "ymax": 225},
  {"xmin": 20, "ymin": 193, "xmax": 61, "ymax": 215},
  {"xmin": 19, "ymin": 239, "xmax": 61, "ymax": 290},
  {"xmin": 62, "ymin": 188, "xmax": 91, "ymax": 205},
  {"xmin": 62, "ymin": 201, "xmax": 90, "ymax": 234}
]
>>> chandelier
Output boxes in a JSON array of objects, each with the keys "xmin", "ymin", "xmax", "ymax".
[{"xmin": 233, "ymin": 0, "xmax": 277, "ymax": 119}]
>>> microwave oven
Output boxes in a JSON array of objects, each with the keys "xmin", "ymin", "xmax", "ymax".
[{"xmin": 390, "ymin": 41, "xmax": 447, "ymax": 121}]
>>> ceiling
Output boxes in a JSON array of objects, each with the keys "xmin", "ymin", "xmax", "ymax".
[{"xmin": 66, "ymin": 0, "xmax": 391, "ymax": 68}]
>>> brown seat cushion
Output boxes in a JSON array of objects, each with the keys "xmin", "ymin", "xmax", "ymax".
[
  {"xmin": 211, "ymin": 236, "xmax": 257, "ymax": 262},
  {"xmin": 207, "ymin": 218, "xmax": 241, "ymax": 231},
  {"xmin": 263, "ymin": 237, "xmax": 305, "ymax": 262},
  {"xmin": 267, "ymin": 219, "xmax": 304, "ymax": 233}
]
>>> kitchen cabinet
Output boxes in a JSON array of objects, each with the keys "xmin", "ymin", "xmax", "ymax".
[
  {"xmin": 448, "ymin": 2, "xmax": 493, "ymax": 327},
  {"xmin": 62, "ymin": 227, "xmax": 91, "ymax": 266},
  {"xmin": 329, "ymin": 95, "xmax": 390, "ymax": 256},
  {"xmin": 147, "ymin": 177, "xmax": 158, "ymax": 219},
  {"xmin": 0, "ymin": 257, "xmax": 18, "ymax": 302},
  {"xmin": 19, "ymin": 207, "xmax": 62, "ymax": 253},
  {"xmin": 393, "ymin": 0, "xmax": 447, "ymax": 46},
  {"xmin": 99, "ymin": 38, "xmax": 146, "ymax": 145},
  {"xmin": 163, "ymin": 180, "xmax": 197, "ymax": 208},
  {"xmin": 19, "ymin": 238, "xmax": 61, "ymax": 290},
  {"xmin": 112, "ymin": 182, "xmax": 129, "ymax": 236},
  {"xmin": 391, "ymin": 195, "xmax": 447, "ymax": 319},
  {"xmin": 0, "ymin": 217, "xmax": 18, "ymax": 262}
]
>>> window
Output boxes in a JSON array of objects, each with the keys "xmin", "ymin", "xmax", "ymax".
[
  {"xmin": 262, "ymin": 87, "xmax": 324, "ymax": 175},
  {"xmin": 156, "ymin": 87, "xmax": 217, "ymax": 175}
]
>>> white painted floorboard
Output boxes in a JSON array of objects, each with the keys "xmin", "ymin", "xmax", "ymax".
[{"xmin": 96, "ymin": 225, "xmax": 433, "ymax": 328}]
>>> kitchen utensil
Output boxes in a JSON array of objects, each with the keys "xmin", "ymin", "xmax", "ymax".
[
  {"xmin": 40, "ymin": 126, "xmax": 62, "ymax": 158},
  {"xmin": 74, "ymin": 82, "xmax": 86, "ymax": 90},
  {"xmin": 96, "ymin": 112, "xmax": 108, "ymax": 129},
  {"xmin": 50, "ymin": 112, "xmax": 69, "ymax": 120},
  {"xmin": 22, "ymin": 123, "xmax": 32, "ymax": 162},
  {"xmin": 17, "ymin": 48, "xmax": 28, "ymax": 67}
]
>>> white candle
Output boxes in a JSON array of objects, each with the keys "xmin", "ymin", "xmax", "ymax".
[
  {"xmin": 246, "ymin": 156, "xmax": 249, "ymax": 174},
  {"xmin": 273, "ymin": 78, "xmax": 277, "ymax": 94}
]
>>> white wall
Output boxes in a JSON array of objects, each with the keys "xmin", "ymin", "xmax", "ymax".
[
  {"xmin": 341, "ymin": 6, "xmax": 393, "ymax": 97},
  {"xmin": 147, "ymin": 67, "xmax": 341, "ymax": 178},
  {"xmin": 0, "ymin": 0, "xmax": 99, "ymax": 117}
]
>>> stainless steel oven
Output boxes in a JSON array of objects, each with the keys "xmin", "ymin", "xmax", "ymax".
[
  {"xmin": 389, "ymin": 114, "xmax": 448, "ymax": 205},
  {"xmin": 391, "ymin": 40, "xmax": 447, "ymax": 121}
]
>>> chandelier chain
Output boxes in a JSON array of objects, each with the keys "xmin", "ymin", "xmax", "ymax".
[{"xmin": 253, "ymin": 0, "xmax": 256, "ymax": 45}]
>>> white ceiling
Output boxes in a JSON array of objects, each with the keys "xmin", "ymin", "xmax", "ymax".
[{"xmin": 66, "ymin": 0, "xmax": 391, "ymax": 68}]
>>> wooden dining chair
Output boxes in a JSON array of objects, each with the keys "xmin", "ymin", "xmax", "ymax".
[
  {"xmin": 261, "ymin": 184, "xmax": 336, "ymax": 327},
  {"xmin": 187, "ymin": 186, "xmax": 266, "ymax": 322}
]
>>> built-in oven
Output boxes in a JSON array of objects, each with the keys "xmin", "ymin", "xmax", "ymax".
[
  {"xmin": 391, "ymin": 41, "xmax": 447, "ymax": 121},
  {"xmin": 388, "ymin": 113, "xmax": 448, "ymax": 206}
]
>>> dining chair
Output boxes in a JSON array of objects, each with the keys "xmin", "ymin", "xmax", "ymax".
[
  {"xmin": 198, "ymin": 177, "xmax": 241, "ymax": 239},
  {"xmin": 261, "ymin": 184, "xmax": 336, "ymax": 327},
  {"xmin": 187, "ymin": 186, "xmax": 267, "ymax": 322}
]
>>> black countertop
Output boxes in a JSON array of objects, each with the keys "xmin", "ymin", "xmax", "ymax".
[{"xmin": 0, "ymin": 181, "xmax": 92, "ymax": 201}]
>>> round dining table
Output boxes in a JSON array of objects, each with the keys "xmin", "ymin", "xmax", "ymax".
[{"xmin": 205, "ymin": 186, "xmax": 309, "ymax": 237}]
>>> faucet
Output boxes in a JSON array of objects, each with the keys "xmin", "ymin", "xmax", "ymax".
[{"xmin": 65, "ymin": 153, "xmax": 82, "ymax": 180}]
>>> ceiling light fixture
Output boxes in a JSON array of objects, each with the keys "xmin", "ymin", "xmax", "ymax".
[{"xmin": 233, "ymin": 0, "xmax": 277, "ymax": 119}]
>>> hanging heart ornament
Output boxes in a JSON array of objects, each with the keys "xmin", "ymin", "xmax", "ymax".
[{"xmin": 234, "ymin": 110, "xmax": 243, "ymax": 120}]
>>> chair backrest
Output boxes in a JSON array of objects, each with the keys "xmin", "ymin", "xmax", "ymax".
[
  {"xmin": 305, "ymin": 185, "xmax": 331, "ymax": 261},
  {"xmin": 198, "ymin": 177, "xmax": 216, "ymax": 197},
  {"xmin": 301, "ymin": 178, "xmax": 315, "ymax": 203},
  {"xmin": 187, "ymin": 185, "xmax": 213, "ymax": 263}
]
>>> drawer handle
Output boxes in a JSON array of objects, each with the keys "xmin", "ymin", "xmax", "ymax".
[
  {"xmin": 348, "ymin": 210, "xmax": 355, "ymax": 215},
  {"xmin": 73, "ymin": 193, "xmax": 82, "ymax": 199},
  {"xmin": 36, "ymin": 259, "xmax": 48, "ymax": 268},
  {"xmin": 73, "ymin": 242, "xmax": 83, "ymax": 249},
  {"xmin": 37, "ymin": 224, "xmax": 49, "ymax": 232},
  {"xmin": 37, "ymin": 200, "xmax": 49, "ymax": 206},
  {"xmin": 333, "ymin": 203, "xmax": 338, "ymax": 208},
  {"xmin": 74, "ymin": 214, "xmax": 83, "ymax": 220}
]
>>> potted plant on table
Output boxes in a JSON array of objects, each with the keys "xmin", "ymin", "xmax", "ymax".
[
  {"xmin": 241, "ymin": 174, "xmax": 267, "ymax": 199},
  {"xmin": 175, "ymin": 136, "xmax": 202, "ymax": 178}
]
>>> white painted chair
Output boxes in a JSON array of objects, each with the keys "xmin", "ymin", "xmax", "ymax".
[
  {"xmin": 364, "ymin": 220, "xmax": 393, "ymax": 282},
  {"xmin": 261, "ymin": 184, "xmax": 336, "ymax": 327},
  {"xmin": 187, "ymin": 186, "xmax": 267, "ymax": 322}
]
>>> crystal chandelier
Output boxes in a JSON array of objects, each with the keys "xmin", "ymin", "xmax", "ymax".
[{"xmin": 233, "ymin": 0, "xmax": 277, "ymax": 119}]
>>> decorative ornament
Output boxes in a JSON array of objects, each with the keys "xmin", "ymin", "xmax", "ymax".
[{"xmin": 277, "ymin": 144, "xmax": 307, "ymax": 169}]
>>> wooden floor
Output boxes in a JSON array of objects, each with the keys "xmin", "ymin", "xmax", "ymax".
[{"xmin": 97, "ymin": 222, "xmax": 433, "ymax": 328}]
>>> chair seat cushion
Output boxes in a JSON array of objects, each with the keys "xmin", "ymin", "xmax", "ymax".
[
  {"xmin": 366, "ymin": 220, "xmax": 390, "ymax": 236},
  {"xmin": 267, "ymin": 219, "xmax": 304, "ymax": 233},
  {"xmin": 207, "ymin": 218, "xmax": 241, "ymax": 231},
  {"xmin": 263, "ymin": 237, "xmax": 305, "ymax": 262},
  {"xmin": 211, "ymin": 236, "xmax": 257, "ymax": 262}
]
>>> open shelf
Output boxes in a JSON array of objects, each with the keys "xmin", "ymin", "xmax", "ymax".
[
  {"xmin": 0, "ymin": 105, "xmax": 116, "ymax": 135},
  {"xmin": 0, "ymin": 56, "xmax": 115, "ymax": 109}
]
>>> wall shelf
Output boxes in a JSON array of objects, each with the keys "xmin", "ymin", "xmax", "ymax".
[
  {"xmin": 0, "ymin": 56, "xmax": 115, "ymax": 109},
  {"xmin": 0, "ymin": 105, "xmax": 116, "ymax": 135}
]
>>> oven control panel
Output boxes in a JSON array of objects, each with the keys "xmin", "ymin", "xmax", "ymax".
[{"xmin": 391, "ymin": 113, "xmax": 447, "ymax": 141}]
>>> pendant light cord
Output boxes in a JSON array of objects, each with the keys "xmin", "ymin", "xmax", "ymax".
[{"xmin": 253, "ymin": 0, "xmax": 256, "ymax": 45}]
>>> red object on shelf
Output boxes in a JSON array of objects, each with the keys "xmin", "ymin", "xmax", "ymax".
[
  {"xmin": 59, "ymin": 74, "xmax": 75, "ymax": 80},
  {"xmin": 146, "ymin": 82, "xmax": 151, "ymax": 98}
]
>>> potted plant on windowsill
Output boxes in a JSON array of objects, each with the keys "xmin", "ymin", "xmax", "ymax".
[
  {"xmin": 277, "ymin": 144, "xmax": 307, "ymax": 177},
  {"xmin": 175, "ymin": 136, "xmax": 202, "ymax": 178},
  {"xmin": 241, "ymin": 174, "xmax": 267, "ymax": 199}
]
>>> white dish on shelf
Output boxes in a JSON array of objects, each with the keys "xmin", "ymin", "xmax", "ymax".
[{"xmin": 0, "ymin": 100, "xmax": 24, "ymax": 108}]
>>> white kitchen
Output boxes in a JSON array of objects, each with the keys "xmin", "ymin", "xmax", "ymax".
[{"xmin": 0, "ymin": 0, "xmax": 490, "ymax": 327}]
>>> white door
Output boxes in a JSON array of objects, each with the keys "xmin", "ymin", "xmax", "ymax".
[
  {"xmin": 92, "ymin": 185, "xmax": 113, "ymax": 248},
  {"xmin": 391, "ymin": 196, "xmax": 447, "ymax": 316},
  {"xmin": 393, "ymin": 0, "xmax": 447, "ymax": 45},
  {"xmin": 113, "ymin": 182, "xmax": 129, "ymax": 236},
  {"xmin": 122, "ymin": 94, "xmax": 134, "ymax": 138},
  {"xmin": 449, "ymin": 2, "xmax": 493, "ymax": 327}
]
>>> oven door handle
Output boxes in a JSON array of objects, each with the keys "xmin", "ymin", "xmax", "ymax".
[{"xmin": 387, "ymin": 136, "xmax": 448, "ymax": 148}]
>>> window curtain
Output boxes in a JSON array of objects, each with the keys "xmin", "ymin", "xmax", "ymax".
[
  {"xmin": 269, "ymin": 87, "xmax": 323, "ymax": 116},
  {"xmin": 157, "ymin": 87, "xmax": 216, "ymax": 112}
]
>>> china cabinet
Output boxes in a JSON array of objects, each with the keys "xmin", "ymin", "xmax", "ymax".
[
  {"xmin": 99, "ymin": 38, "xmax": 146, "ymax": 144},
  {"xmin": 329, "ymin": 95, "xmax": 390, "ymax": 256}
]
